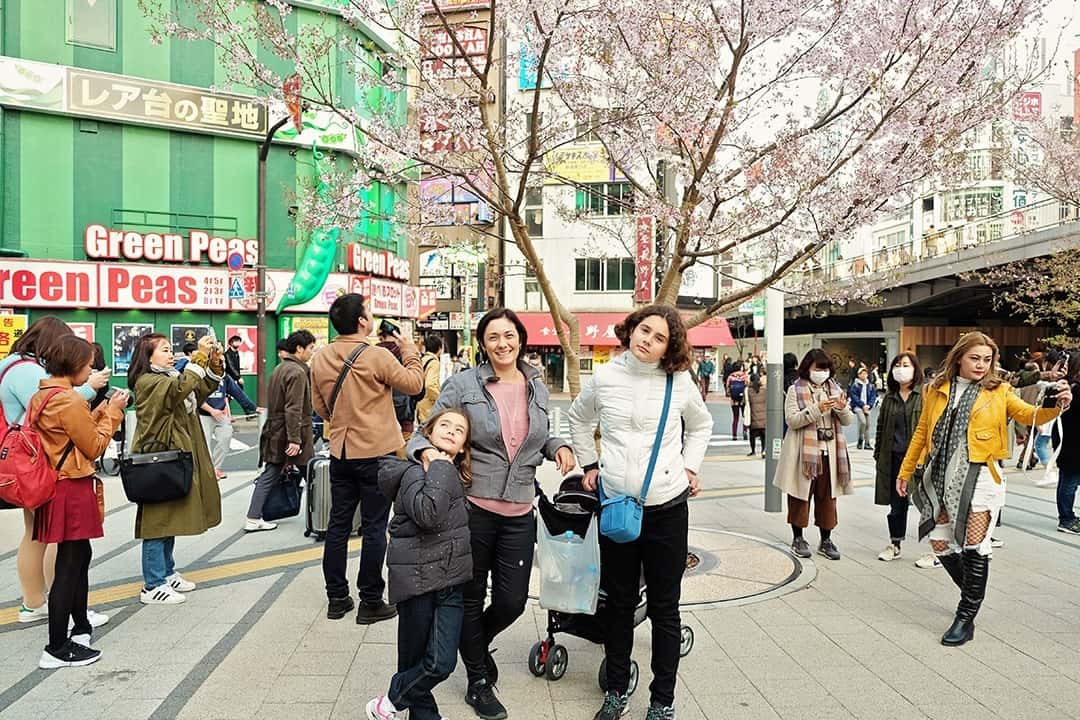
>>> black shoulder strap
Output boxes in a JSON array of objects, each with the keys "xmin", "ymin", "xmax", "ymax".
[
  {"xmin": 328, "ymin": 344, "xmax": 367, "ymax": 417},
  {"xmin": 56, "ymin": 441, "xmax": 75, "ymax": 471}
]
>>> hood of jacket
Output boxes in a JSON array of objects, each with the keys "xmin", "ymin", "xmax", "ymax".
[{"xmin": 378, "ymin": 455, "xmax": 415, "ymax": 501}]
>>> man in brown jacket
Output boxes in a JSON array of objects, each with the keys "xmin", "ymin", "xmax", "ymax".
[
  {"xmin": 311, "ymin": 293, "xmax": 423, "ymax": 624},
  {"xmin": 416, "ymin": 334, "xmax": 443, "ymax": 424},
  {"xmin": 245, "ymin": 329, "xmax": 316, "ymax": 533}
]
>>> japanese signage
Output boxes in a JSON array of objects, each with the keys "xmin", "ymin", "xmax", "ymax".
[
  {"xmin": 423, "ymin": 0, "xmax": 490, "ymax": 14},
  {"xmin": 634, "ymin": 216, "xmax": 655, "ymax": 303},
  {"xmin": 544, "ymin": 146, "xmax": 624, "ymax": 185},
  {"xmin": 85, "ymin": 225, "xmax": 257, "ymax": 266},
  {"xmin": 224, "ymin": 325, "xmax": 258, "ymax": 374},
  {"xmin": 346, "ymin": 245, "xmax": 411, "ymax": 281},
  {"xmin": 280, "ymin": 315, "xmax": 330, "ymax": 349},
  {"xmin": 419, "ymin": 287, "xmax": 438, "ymax": 318},
  {"xmin": 420, "ymin": 113, "xmax": 480, "ymax": 153},
  {"xmin": 350, "ymin": 275, "xmax": 420, "ymax": 319},
  {"xmin": 422, "ymin": 26, "xmax": 488, "ymax": 58},
  {"xmin": 66, "ymin": 322, "xmax": 95, "ymax": 344},
  {"xmin": 1012, "ymin": 91, "xmax": 1042, "ymax": 122},
  {"xmin": 517, "ymin": 312, "xmax": 734, "ymax": 347},
  {"xmin": 0, "ymin": 315, "xmax": 27, "ymax": 360},
  {"xmin": 68, "ymin": 68, "xmax": 266, "ymax": 137}
]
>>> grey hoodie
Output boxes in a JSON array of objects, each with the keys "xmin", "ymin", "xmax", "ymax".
[{"xmin": 378, "ymin": 456, "xmax": 473, "ymax": 604}]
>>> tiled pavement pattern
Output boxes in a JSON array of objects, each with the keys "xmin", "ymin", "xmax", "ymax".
[{"xmin": 1, "ymin": 449, "xmax": 1079, "ymax": 719}]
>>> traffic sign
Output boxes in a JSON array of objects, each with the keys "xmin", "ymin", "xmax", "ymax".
[
  {"xmin": 227, "ymin": 252, "xmax": 245, "ymax": 271},
  {"xmin": 228, "ymin": 276, "xmax": 246, "ymax": 300}
]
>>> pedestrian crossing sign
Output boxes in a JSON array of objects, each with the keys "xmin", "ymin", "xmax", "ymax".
[{"xmin": 228, "ymin": 277, "xmax": 245, "ymax": 300}]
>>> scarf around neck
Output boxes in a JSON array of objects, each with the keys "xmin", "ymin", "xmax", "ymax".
[
  {"xmin": 153, "ymin": 363, "xmax": 197, "ymax": 415},
  {"xmin": 792, "ymin": 378, "xmax": 851, "ymax": 489}
]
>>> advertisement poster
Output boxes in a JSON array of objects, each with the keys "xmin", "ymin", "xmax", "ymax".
[
  {"xmin": 225, "ymin": 325, "xmax": 257, "ymax": 374},
  {"xmin": 66, "ymin": 322, "xmax": 95, "ymax": 343},
  {"xmin": 171, "ymin": 324, "xmax": 213, "ymax": 352},
  {"xmin": 112, "ymin": 324, "xmax": 154, "ymax": 375},
  {"xmin": 280, "ymin": 316, "xmax": 330, "ymax": 349},
  {"xmin": 0, "ymin": 315, "xmax": 28, "ymax": 360}
]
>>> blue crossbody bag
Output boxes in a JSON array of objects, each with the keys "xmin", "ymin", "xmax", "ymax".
[{"xmin": 597, "ymin": 373, "xmax": 673, "ymax": 543}]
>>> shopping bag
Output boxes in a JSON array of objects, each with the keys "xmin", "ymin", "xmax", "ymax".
[{"xmin": 537, "ymin": 512, "xmax": 601, "ymax": 615}]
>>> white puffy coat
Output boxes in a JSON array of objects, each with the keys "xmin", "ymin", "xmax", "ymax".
[{"xmin": 568, "ymin": 352, "xmax": 713, "ymax": 507}]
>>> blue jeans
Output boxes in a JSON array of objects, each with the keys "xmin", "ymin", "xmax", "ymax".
[
  {"xmin": 142, "ymin": 537, "xmax": 176, "ymax": 590},
  {"xmin": 1057, "ymin": 469, "xmax": 1080, "ymax": 524},
  {"xmin": 1036, "ymin": 435, "xmax": 1053, "ymax": 466},
  {"xmin": 388, "ymin": 586, "xmax": 464, "ymax": 720}
]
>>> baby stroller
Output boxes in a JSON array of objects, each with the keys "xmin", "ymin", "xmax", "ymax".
[{"xmin": 527, "ymin": 477, "xmax": 695, "ymax": 695}]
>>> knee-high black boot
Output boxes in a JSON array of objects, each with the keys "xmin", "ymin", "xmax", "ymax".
[
  {"xmin": 941, "ymin": 550, "xmax": 989, "ymax": 646},
  {"xmin": 938, "ymin": 552, "xmax": 964, "ymax": 589}
]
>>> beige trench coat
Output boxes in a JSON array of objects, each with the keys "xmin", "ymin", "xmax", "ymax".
[{"xmin": 772, "ymin": 381, "xmax": 855, "ymax": 501}]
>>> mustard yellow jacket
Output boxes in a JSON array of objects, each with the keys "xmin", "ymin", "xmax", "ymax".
[{"xmin": 899, "ymin": 380, "xmax": 1061, "ymax": 483}]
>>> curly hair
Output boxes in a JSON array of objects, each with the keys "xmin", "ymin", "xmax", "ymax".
[{"xmin": 614, "ymin": 304, "xmax": 693, "ymax": 373}]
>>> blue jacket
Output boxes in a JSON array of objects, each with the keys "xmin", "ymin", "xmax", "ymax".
[
  {"xmin": 0, "ymin": 354, "xmax": 96, "ymax": 424},
  {"xmin": 848, "ymin": 379, "xmax": 878, "ymax": 411},
  {"xmin": 199, "ymin": 374, "xmax": 257, "ymax": 416}
]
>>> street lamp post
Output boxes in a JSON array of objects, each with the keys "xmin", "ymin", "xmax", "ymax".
[
  {"xmin": 256, "ymin": 114, "xmax": 292, "ymax": 407},
  {"xmin": 764, "ymin": 286, "xmax": 784, "ymax": 512}
]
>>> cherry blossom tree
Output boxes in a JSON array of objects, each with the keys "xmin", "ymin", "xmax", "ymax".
[{"xmin": 141, "ymin": 0, "xmax": 1047, "ymax": 394}]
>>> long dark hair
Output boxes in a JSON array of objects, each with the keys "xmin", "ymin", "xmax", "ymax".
[
  {"xmin": 614, "ymin": 304, "xmax": 692, "ymax": 373},
  {"xmin": 476, "ymin": 308, "xmax": 528, "ymax": 365},
  {"xmin": 886, "ymin": 352, "xmax": 922, "ymax": 394},
  {"xmin": 127, "ymin": 333, "xmax": 168, "ymax": 392},
  {"xmin": 9, "ymin": 316, "xmax": 73, "ymax": 364}
]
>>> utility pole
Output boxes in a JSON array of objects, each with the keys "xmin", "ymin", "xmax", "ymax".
[
  {"xmin": 255, "ymin": 115, "xmax": 291, "ymax": 407},
  {"xmin": 763, "ymin": 286, "xmax": 784, "ymax": 512}
]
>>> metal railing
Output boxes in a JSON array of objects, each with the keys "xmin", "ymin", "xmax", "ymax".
[{"xmin": 794, "ymin": 198, "xmax": 1080, "ymax": 284}]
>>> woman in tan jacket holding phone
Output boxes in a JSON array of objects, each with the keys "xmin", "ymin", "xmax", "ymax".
[{"xmin": 28, "ymin": 335, "xmax": 126, "ymax": 669}]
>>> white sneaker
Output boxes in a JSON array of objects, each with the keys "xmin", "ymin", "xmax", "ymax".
[
  {"xmin": 244, "ymin": 518, "xmax": 278, "ymax": 533},
  {"xmin": 914, "ymin": 552, "xmax": 942, "ymax": 569},
  {"xmin": 68, "ymin": 609, "xmax": 110, "ymax": 631},
  {"xmin": 166, "ymin": 572, "xmax": 196, "ymax": 592},
  {"xmin": 38, "ymin": 641, "xmax": 101, "ymax": 669},
  {"xmin": 366, "ymin": 695, "xmax": 405, "ymax": 720},
  {"xmin": 140, "ymin": 584, "xmax": 186, "ymax": 605},
  {"xmin": 17, "ymin": 602, "xmax": 48, "ymax": 624},
  {"xmin": 877, "ymin": 544, "xmax": 901, "ymax": 561},
  {"xmin": 991, "ymin": 537, "xmax": 1004, "ymax": 548},
  {"xmin": 70, "ymin": 633, "xmax": 92, "ymax": 647}
]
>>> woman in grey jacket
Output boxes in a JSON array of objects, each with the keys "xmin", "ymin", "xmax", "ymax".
[{"xmin": 407, "ymin": 308, "xmax": 575, "ymax": 720}]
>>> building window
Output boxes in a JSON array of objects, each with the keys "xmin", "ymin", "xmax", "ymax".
[
  {"xmin": 576, "ymin": 110, "xmax": 602, "ymax": 142},
  {"xmin": 525, "ymin": 265, "xmax": 544, "ymax": 310},
  {"xmin": 720, "ymin": 251, "xmax": 733, "ymax": 290},
  {"xmin": 67, "ymin": 0, "xmax": 117, "ymax": 51},
  {"xmin": 575, "ymin": 257, "xmax": 634, "ymax": 292},
  {"xmin": 943, "ymin": 188, "xmax": 1003, "ymax": 222},
  {"xmin": 575, "ymin": 182, "xmax": 633, "ymax": 216},
  {"xmin": 524, "ymin": 188, "xmax": 543, "ymax": 236},
  {"xmin": 579, "ymin": 358, "xmax": 594, "ymax": 372},
  {"xmin": 875, "ymin": 229, "xmax": 908, "ymax": 248}
]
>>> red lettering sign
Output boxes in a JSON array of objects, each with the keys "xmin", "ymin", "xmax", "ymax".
[
  {"xmin": 634, "ymin": 215, "xmax": 655, "ymax": 303},
  {"xmin": 346, "ymin": 245, "xmax": 411, "ymax": 282},
  {"xmin": 0, "ymin": 262, "xmax": 96, "ymax": 307},
  {"xmin": 422, "ymin": 26, "xmax": 489, "ymax": 59}
]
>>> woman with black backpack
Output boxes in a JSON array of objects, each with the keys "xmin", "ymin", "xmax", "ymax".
[{"xmin": 725, "ymin": 361, "xmax": 749, "ymax": 440}]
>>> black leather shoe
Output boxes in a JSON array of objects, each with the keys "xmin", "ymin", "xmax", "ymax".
[
  {"xmin": 938, "ymin": 553, "xmax": 964, "ymax": 589},
  {"xmin": 942, "ymin": 550, "xmax": 989, "ymax": 646},
  {"xmin": 356, "ymin": 600, "xmax": 397, "ymax": 625},
  {"xmin": 326, "ymin": 596, "xmax": 354, "ymax": 620}
]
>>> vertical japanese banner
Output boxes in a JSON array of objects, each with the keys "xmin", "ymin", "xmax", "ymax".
[
  {"xmin": 634, "ymin": 215, "xmax": 655, "ymax": 303},
  {"xmin": 0, "ymin": 315, "xmax": 28, "ymax": 360}
]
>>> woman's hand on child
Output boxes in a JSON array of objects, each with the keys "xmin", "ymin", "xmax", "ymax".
[{"xmin": 582, "ymin": 469, "xmax": 599, "ymax": 492}]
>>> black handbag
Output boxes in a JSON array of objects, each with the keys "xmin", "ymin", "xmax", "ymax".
[
  {"xmin": 262, "ymin": 465, "xmax": 302, "ymax": 521},
  {"xmin": 120, "ymin": 439, "xmax": 194, "ymax": 504}
]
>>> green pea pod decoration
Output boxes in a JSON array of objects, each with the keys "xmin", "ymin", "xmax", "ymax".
[{"xmin": 277, "ymin": 226, "xmax": 340, "ymax": 311}]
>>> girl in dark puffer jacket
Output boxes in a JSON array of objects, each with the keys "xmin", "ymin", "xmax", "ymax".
[{"xmin": 368, "ymin": 408, "xmax": 474, "ymax": 720}]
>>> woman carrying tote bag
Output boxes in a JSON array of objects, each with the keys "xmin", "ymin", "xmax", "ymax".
[
  {"xmin": 127, "ymin": 333, "xmax": 224, "ymax": 605},
  {"xmin": 568, "ymin": 305, "xmax": 712, "ymax": 720}
]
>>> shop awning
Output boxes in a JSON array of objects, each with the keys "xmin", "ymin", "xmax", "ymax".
[{"xmin": 518, "ymin": 312, "xmax": 733, "ymax": 347}]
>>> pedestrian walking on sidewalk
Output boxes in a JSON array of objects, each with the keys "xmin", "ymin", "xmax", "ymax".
[
  {"xmin": 898, "ymin": 332, "xmax": 1071, "ymax": 646},
  {"xmin": 773, "ymin": 349, "xmax": 854, "ymax": 561},
  {"xmin": 873, "ymin": 353, "xmax": 923, "ymax": 562},
  {"xmin": 747, "ymin": 372, "xmax": 767, "ymax": 457},
  {"xmin": 28, "ymin": 336, "xmax": 126, "ymax": 668},
  {"xmin": 1053, "ymin": 354, "xmax": 1080, "ymax": 534},
  {"xmin": 568, "ymin": 304, "xmax": 712, "ymax": 720},
  {"xmin": 128, "ymin": 333, "xmax": 224, "ymax": 605},
  {"xmin": 246, "ymin": 330, "xmax": 315, "ymax": 532},
  {"xmin": 725, "ymin": 362, "xmax": 748, "ymax": 440},
  {"xmin": 849, "ymin": 367, "xmax": 878, "ymax": 450},
  {"xmin": 366, "ymin": 409, "xmax": 474, "ymax": 720},
  {"xmin": 408, "ymin": 308, "xmax": 575, "ymax": 720},
  {"xmin": 200, "ymin": 373, "xmax": 257, "ymax": 481},
  {"xmin": 311, "ymin": 294, "xmax": 424, "ymax": 625}
]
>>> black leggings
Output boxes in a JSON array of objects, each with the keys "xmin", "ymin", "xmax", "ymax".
[
  {"xmin": 50, "ymin": 540, "xmax": 92, "ymax": 651},
  {"xmin": 749, "ymin": 429, "xmax": 765, "ymax": 453}
]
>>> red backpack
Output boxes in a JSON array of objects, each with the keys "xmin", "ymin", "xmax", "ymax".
[{"xmin": 0, "ymin": 386, "xmax": 71, "ymax": 510}]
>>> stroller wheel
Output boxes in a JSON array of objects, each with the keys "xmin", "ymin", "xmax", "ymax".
[
  {"xmin": 628, "ymin": 660, "xmax": 639, "ymax": 695},
  {"xmin": 679, "ymin": 626, "xmax": 695, "ymax": 657},
  {"xmin": 597, "ymin": 658, "xmax": 608, "ymax": 691},
  {"xmin": 545, "ymin": 644, "xmax": 569, "ymax": 681},
  {"xmin": 528, "ymin": 641, "xmax": 547, "ymax": 677},
  {"xmin": 598, "ymin": 657, "xmax": 638, "ymax": 694}
]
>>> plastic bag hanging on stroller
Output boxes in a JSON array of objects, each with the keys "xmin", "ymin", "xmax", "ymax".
[{"xmin": 537, "ymin": 482, "xmax": 601, "ymax": 615}]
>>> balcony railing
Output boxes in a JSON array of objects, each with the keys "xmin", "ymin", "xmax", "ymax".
[{"xmin": 794, "ymin": 198, "xmax": 1080, "ymax": 285}]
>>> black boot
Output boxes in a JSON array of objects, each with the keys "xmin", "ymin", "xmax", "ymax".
[
  {"xmin": 938, "ymin": 552, "xmax": 964, "ymax": 589},
  {"xmin": 941, "ymin": 550, "xmax": 989, "ymax": 646}
]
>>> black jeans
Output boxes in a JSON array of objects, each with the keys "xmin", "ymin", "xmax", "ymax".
[
  {"xmin": 1058, "ymin": 468, "xmax": 1080, "ymax": 524},
  {"xmin": 50, "ymin": 540, "xmax": 92, "ymax": 651},
  {"xmin": 460, "ymin": 503, "xmax": 536, "ymax": 685},
  {"xmin": 887, "ymin": 453, "xmax": 910, "ymax": 542},
  {"xmin": 749, "ymin": 429, "xmax": 765, "ymax": 454},
  {"xmin": 322, "ymin": 455, "xmax": 391, "ymax": 604},
  {"xmin": 389, "ymin": 586, "xmax": 465, "ymax": 720},
  {"xmin": 600, "ymin": 499, "xmax": 688, "ymax": 708}
]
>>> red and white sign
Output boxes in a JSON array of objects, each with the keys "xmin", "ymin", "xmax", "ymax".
[
  {"xmin": 1010, "ymin": 209, "xmax": 1026, "ymax": 226},
  {"xmin": 634, "ymin": 216, "xmax": 655, "ymax": 303},
  {"xmin": 224, "ymin": 325, "xmax": 257, "ymax": 374},
  {"xmin": 347, "ymin": 245, "xmax": 411, "ymax": 282},
  {"xmin": 100, "ymin": 263, "xmax": 229, "ymax": 310},
  {"xmin": 422, "ymin": 57, "xmax": 477, "ymax": 80},
  {"xmin": 419, "ymin": 288, "xmax": 438, "ymax": 319},
  {"xmin": 370, "ymin": 278, "xmax": 405, "ymax": 316},
  {"xmin": 403, "ymin": 286, "xmax": 420, "ymax": 319},
  {"xmin": 0, "ymin": 262, "xmax": 98, "ymax": 307},
  {"xmin": 84, "ymin": 224, "xmax": 258, "ymax": 266},
  {"xmin": 422, "ymin": 26, "xmax": 488, "ymax": 59},
  {"xmin": 420, "ymin": 113, "xmax": 480, "ymax": 153},
  {"xmin": 66, "ymin": 322, "xmax": 95, "ymax": 343},
  {"xmin": 516, "ymin": 312, "xmax": 734, "ymax": 348},
  {"xmin": 1012, "ymin": 92, "xmax": 1042, "ymax": 122}
]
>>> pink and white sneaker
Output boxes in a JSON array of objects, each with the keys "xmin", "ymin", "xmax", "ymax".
[{"xmin": 366, "ymin": 696, "xmax": 405, "ymax": 720}]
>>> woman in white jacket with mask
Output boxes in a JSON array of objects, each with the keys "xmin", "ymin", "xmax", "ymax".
[{"xmin": 568, "ymin": 304, "xmax": 713, "ymax": 720}]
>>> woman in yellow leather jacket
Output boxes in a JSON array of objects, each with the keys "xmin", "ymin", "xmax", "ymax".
[{"xmin": 898, "ymin": 332, "xmax": 1071, "ymax": 646}]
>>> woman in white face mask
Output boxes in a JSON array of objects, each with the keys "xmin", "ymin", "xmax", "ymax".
[
  {"xmin": 772, "ymin": 349, "xmax": 855, "ymax": 560},
  {"xmin": 873, "ymin": 353, "xmax": 924, "ymax": 562}
]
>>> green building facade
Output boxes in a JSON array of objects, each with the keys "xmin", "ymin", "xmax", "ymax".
[{"xmin": 0, "ymin": 0, "xmax": 409, "ymax": 402}]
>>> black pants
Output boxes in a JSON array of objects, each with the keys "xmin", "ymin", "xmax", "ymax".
[
  {"xmin": 50, "ymin": 540, "xmax": 92, "ymax": 651},
  {"xmin": 887, "ymin": 453, "xmax": 910, "ymax": 542},
  {"xmin": 749, "ymin": 429, "xmax": 765, "ymax": 454},
  {"xmin": 731, "ymin": 404, "xmax": 743, "ymax": 438},
  {"xmin": 389, "ymin": 586, "xmax": 465, "ymax": 720},
  {"xmin": 460, "ymin": 503, "xmax": 535, "ymax": 685},
  {"xmin": 600, "ymin": 499, "xmax": 688, "ymax": 708},
  {"xmin": 322, "ymin": 456, "xmax": 391, "ymax": 603}
]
